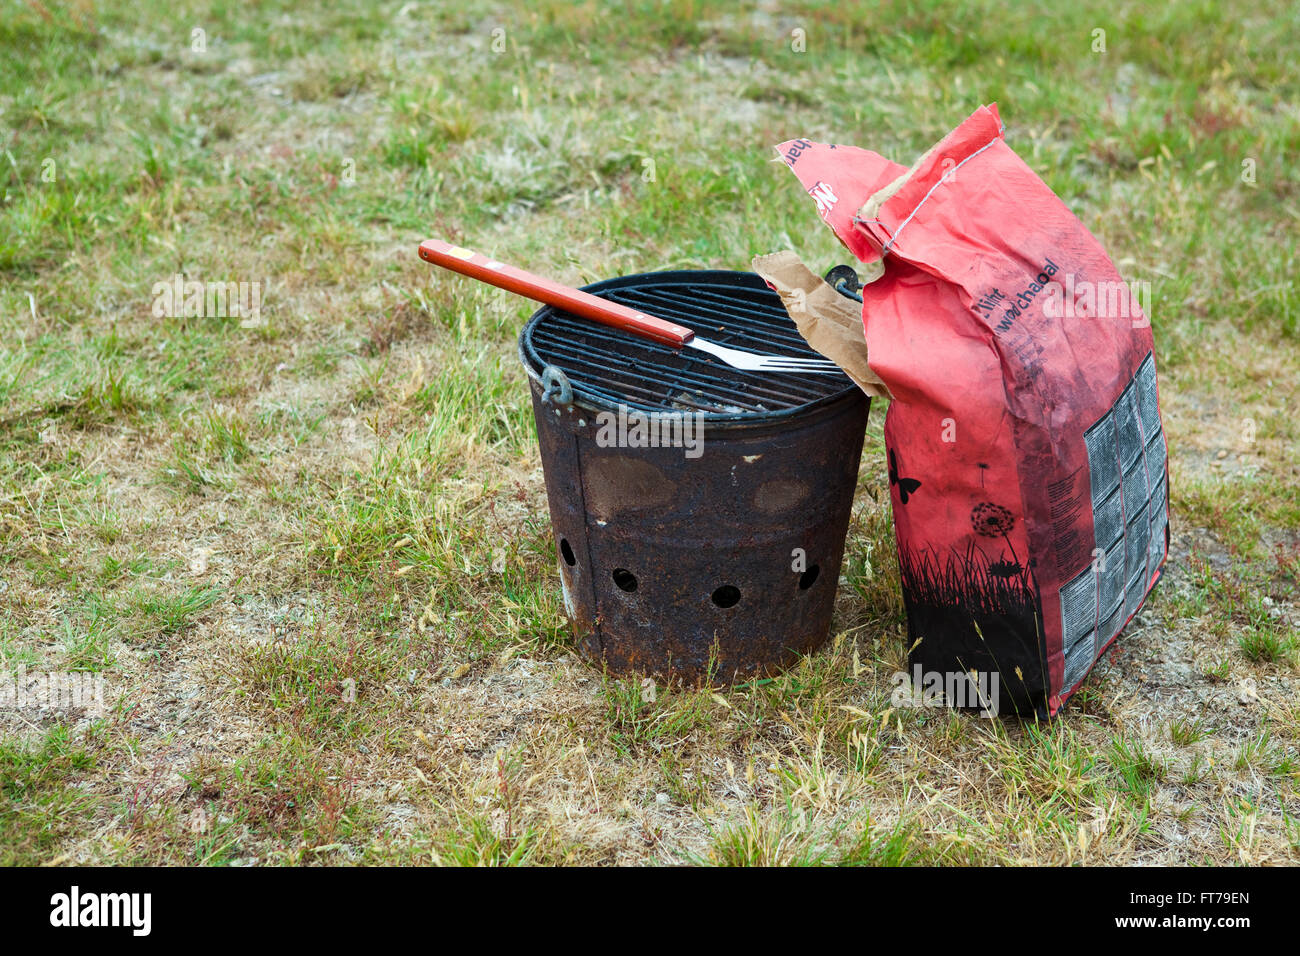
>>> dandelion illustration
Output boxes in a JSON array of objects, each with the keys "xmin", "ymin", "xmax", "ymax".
[
  {"xmin": 972, "ymin": 501, "xmax": 1020, "ymax": 568},
  {"xmin": 971, "ymin": 502, "xmax": 1014, "ymax": 537}
]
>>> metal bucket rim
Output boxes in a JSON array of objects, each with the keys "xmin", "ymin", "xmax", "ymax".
[{"xmin": 518, "ymin": 269, "xmax": 865, "ymax": 426}]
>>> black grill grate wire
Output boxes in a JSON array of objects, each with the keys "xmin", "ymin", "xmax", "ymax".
[{"xmin": 523, "ymin": 273, "xmax": 854, "ymax": 416}]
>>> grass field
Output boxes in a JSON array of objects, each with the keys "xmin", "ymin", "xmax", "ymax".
[{"xmin": 1, "ymin": 0, "xmax": 1297, "ymax": 865}]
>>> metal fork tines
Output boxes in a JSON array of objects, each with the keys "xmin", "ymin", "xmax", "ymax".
[{"xmin": 685, "ymin": 336, "xmax": 843, "ymax": 374}]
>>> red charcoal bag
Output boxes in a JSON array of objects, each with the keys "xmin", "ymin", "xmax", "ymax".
[{"xmin": 778, "ymin": 105, "xmax": 1169, "ymax": 715}]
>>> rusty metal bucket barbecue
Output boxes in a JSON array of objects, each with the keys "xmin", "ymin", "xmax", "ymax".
[{"xmin": 520, "ymin": 270, "xmax": 869, "ymax": 681}]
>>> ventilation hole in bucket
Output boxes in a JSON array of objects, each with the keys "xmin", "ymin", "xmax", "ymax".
[
  {"xmin": 711, "ymin": 585, "xmax": 741, "ymax": 609},
  {"xmin": 798, "ymin": 564, "xmax": 820, "ymax": 590},
  {"xmin": 612, "ymin": 568, "xmax": 638, "ymax": 592},
  {"xmin": 559, "ymin": 538, "xmax": 576, "ymax": 566}
]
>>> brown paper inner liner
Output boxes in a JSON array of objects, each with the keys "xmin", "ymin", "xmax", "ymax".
[{"xmin": 751, "ymin": 251, "xmax": 891, "ymax": 400}]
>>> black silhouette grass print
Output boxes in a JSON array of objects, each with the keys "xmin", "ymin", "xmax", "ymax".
[{"xmin": 897, "ymin": 540, "xmax": 1046, "ymax": 713}]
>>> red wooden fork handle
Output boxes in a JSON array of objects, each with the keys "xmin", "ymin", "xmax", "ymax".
[{"xmin": 418, "ymin": 239, "xmax": 694, "ymax": 348}]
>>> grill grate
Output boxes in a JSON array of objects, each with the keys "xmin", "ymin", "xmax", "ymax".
[{"xmin": 521, "ymin": 270, "xmax": 854, "ymax": 418}]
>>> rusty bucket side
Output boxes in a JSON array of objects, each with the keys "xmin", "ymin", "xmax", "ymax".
[{"xmin": 529, "ymin": 378, "xmax": 868, "ymax": 682}]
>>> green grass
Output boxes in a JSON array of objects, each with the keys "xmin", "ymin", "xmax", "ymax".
[
  {"xmin": 126, "ymin": 585, "xmax": 222, "ymax": 637},
  {"xmin": 0, "ymin": 0, "xmax": 1297, "ymax": 865},
  {"xmin": 1108, "ymin": 735, "xmax": 1170, "ymax": 800},
  {"xmin": 1169, "ymin": 716, "xmax": 1213, "ymax": 747},
  {"xmin": 703, "ymin": 805, "xmax": 930, "ymax": 866},
  {"xmin": 0, "ymin": 727, "xmax": 102, "ymax": 865},
  {"xmin": 602, "ymin": 676, "xmax": 720, "ymax": 757},
  {"xmin": 229, "ymin": 623, "xmax": 400, "ymax": 738}
]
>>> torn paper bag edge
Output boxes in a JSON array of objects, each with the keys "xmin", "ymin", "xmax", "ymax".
[{"xmin": 752, "ymin": 250, "xmax": 892, "ymax": 400}]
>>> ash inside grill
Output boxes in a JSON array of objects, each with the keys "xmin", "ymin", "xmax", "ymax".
[{"xmin": 521, "ymin": 270, "xmax": 854, "ymax": 418}]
